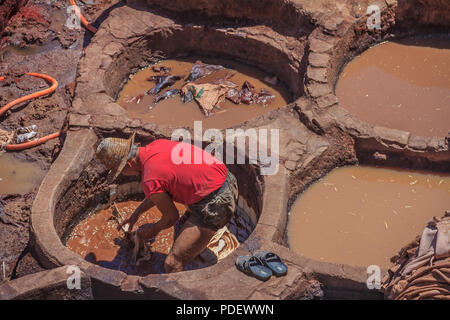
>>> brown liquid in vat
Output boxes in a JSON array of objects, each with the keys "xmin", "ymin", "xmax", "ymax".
[
  {"xmin": 288, "ymin": 166, "xmax": 450, "ymax": 268},
  {"xmin": 336, "ymin": 38, "xmax": 450, "ymax": 137},
  {"xmin": 117, "ymin": 58, "xmax": 290, "ymax": 129},
  {"xmin": 0, "ymin": 153, "xmax": 46, "ymax": 195},
  {"xmin": 67, "ymin": 200, "xmax": 187, "ymax": 275}
]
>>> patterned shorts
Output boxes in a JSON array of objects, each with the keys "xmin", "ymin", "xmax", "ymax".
[{"xmin": 188, "ymin": 171, "xmax": 239, "ymax": 231}]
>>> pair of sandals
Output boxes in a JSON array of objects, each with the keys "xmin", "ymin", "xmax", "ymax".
[{"xmin": 236, "ymin": 251, "xmax": 288, "ymax": 281}]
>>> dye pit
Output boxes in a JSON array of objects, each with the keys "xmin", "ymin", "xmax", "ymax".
[
  {"xmin": 288, "ymin": 166, "xmax": 450, "ymax": 269},
  {"xmin": 336, "ymin": 37, "xmax": 450, "ymax": 137},
  {"xmin": 66, "ymin": 195, "xmax": 254, "ymax": 275},
  {"xmin": 0, "ymin": 153, "xmax": 46, "ymax": 195},
  {"xmin": 67, "ymin": 200, "xmax": 187, "ymax": 275},
  {"xmin": 117, "ymin": 58, "xmax": 290, "ymax": 129}
]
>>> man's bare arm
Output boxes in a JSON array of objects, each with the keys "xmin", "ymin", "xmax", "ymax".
[{"xmin": 136, "ymin": 192, "xmax": 180, "ymax": 241}]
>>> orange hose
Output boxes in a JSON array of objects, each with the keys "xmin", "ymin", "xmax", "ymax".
[
  {"xmin": 1, "ymin": 73, "xmax": 61, "ymax": 151},
  {"xmin": 0, "ymin": 73, "xmax": 58, "ymax": 118},
  {"xmin": 6, "ymin": 131, "xmax": 60, "ymax": 151},
  {"xmin": 69, "ymin": 0, "xmax": 97, "ymax": 33}
]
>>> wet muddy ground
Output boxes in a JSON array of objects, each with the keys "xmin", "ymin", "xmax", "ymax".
[
  {"xmin": 0, "ymin": 0, "xmax": 120, "ymax": 282},
  {"xmin": 0, "ymin": 153, "xmax": 45, "ymax": 195}
]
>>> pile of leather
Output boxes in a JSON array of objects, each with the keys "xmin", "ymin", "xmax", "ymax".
[
  {"xmin": 141, "ymin": 61, "xmax": 276, "ymax": 116},
  {"xmin": 381, "ymin": 211, "xmax": 450, "ymax": 300}
]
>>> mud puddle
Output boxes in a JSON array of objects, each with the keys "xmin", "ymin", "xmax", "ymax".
[
  {"xmin": 336, "ymin": 37, "xmax": 450, "ymax": 137},
  {"xmin": 0, "ymin": 38, "xmax": 61, "ymax": 61},
  {"xmin": 288, "ymin": 165, "xmax": 450, "ymax": 268},
  {"xmin": 0, "ymin": 153, "xmax": 46, "ymax": 195},
  {"xmin": 117, "ymin": 57, "xmax": 290, "ymax": 129}
]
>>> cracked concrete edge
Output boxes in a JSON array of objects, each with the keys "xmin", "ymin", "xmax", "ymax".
[{"xmin": 324, "ymin": 105, "xmax": 450, "ymax": 157}]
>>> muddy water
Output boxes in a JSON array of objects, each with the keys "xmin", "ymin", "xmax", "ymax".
[
  {"xmin": 0, "ymin": 153, "xmax": 46, "ymax": 195},
  {"xmin": 336, "ymin": 38, "xmax": 450, "ymax": 137},
  {"xmin": 0, "ymin": 39, "xmax": 61, "ymax": 61},
  {"xmin": 67, "ymin": 200, "xmax": 187, "ymax": 275},
  {"xmin": 117, "ymin": 58, "xmax": 290, "ymax": 129},
  {"xmin": 288, "ymin": 166, "xmax": 450, "ymax": 268}
]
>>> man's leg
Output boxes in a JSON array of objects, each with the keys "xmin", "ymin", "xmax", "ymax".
[
  {"xmin": 165, "ymin": 215, "xmax": 216, "ymax": 273},
  {"xmin": 165, "ymin": 171, "xmax": 239, "ymax": 272}
]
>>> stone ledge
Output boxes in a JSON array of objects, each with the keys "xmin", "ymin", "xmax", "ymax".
[
  {"xmin": 307, "ymin": 66, "xmax": 327, "ymax": 83},
  {"xmin": 69, "ymin": 114, "xmax": 91, "ymax": 127},
  {"xmin": 308, "ymin": 52, "xmax": 330, "ymax": 68},
  {"xmin": 373, "ymin": 126, "xmax": 410, "ymax": 148},
  {"xmin": 31, "ymin": 129, "xmax": 98, "ymax": 270},
  {"xmin": 316, "ymin": 93, "xmax": 338, "ymax": 109},
  {"xmin": 258, "ymin": 166, "xmax": 289, "ymax": 240},
  {"xmin": 0, "ymin": 267, "xmax": 93, "ymax": 300},
  {"xmin": 407, "ymin": 135, "xmax": 429, "ymax": 151},
  {"xmin": 428, "ymin": 136, "xmax": 447, "ymax": 151},
  {"xmin": 309, "ymin": 38, "xmax": 334, "ymax": 53},
  {"xmin": 306, "ymin": 82, "xmax": 332, "ymax": 98}
]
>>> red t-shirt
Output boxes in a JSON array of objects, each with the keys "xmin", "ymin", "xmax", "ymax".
[{"xmin": 139, "ymin": 139, "xmax": 227, "ymax": 205}]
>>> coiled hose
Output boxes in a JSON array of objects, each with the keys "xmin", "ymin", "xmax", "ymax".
[{"xmin": 0, "ymin": 73, "xmax": 61, "ymax": 151}]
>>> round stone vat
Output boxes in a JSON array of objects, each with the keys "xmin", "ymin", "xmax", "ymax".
[
  {"xmin": 335, "ymin": 37, "xmax": 449, "ymax": 138},
  {"xmin": 71, "ymin": 4, "xmax": 311, "ymax": 132},
  {"xmin": 115, "ymin": 57, "xmax": 292, "ymax": 129},
  {"xmin": 281, "ymin": 136, "xmax": 450, "ymax": 299},
  {"xmin": 304, "ymin": 0, "xmax": 450, "ymax": 143},
  {"xmin": 31, "ymin": 129, "xmax": 289, "ymax": 299},
  {"xmin": 288, "ymin": 165, "xmax": 449, "ymax": 267},
  {"xmin": 58, "ymin": 156, "xmax": 260, "ymax": 278}
]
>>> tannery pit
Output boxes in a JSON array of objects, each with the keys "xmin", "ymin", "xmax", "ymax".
[{"xmin": 0, "ymin": 0, "xmax": 448, "ymax": 301}]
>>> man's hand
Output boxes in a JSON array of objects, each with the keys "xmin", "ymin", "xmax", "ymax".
[
  {"xmin": 118, "ymin": 213, "xmax": 139, "ymax": 232},
  {"xmin": 134, "ymin": 193, "xmax": 180, "ymax": 243},
  {"xmin": 117, "ymin": 198, "xmax": 155, "ymax": 232}
]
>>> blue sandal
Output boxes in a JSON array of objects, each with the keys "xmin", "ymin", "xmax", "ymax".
[
  {"xmin": 253, "ymin": 251, "xmax": 288, "ymax": 277},
  {"xmin": 235, "ymin": 255, "xmax": 272, "ymax": 281}
]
